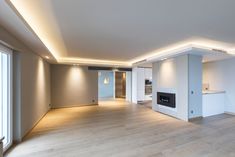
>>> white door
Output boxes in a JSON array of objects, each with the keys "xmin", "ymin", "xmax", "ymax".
[{"xmin": 0, "ymin": 44, "xmax": 12, "ymax": 152}]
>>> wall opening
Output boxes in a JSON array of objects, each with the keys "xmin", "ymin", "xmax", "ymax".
[
  {"xmin": 98, "ymin": 70, "xmax": 132, "ymax": 103},
  {"xmin": 98, "ymin": 70, "xmax": 114, "ymax": 100},
  {"xmin": 115, "ymin": 72, "xmax": 126, "ymax": 99}
]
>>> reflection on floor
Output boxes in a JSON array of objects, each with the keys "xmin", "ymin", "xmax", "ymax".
[
  {"xmin": 138, "ymin": 100, "xmax": 152, "ymax": 109},
  {"xmin": 6, "ymin": 100, "xmax": 235, "ymax": 157}
]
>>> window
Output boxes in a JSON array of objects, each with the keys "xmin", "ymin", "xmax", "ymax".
[{"xmin": 0, "ymin": 44, "xmax": 12, "ymax": 152}]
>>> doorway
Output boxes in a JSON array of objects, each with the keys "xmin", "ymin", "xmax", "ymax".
[
  {"xmin": 115, "ymin": 72, "xmax": 126, "ymax": 99},
  {"xmin": 98, "ymin": 70, "xmax": 132, "ymax": 103},
  {"xmin": 98, "ymin": 71, "xmax": 114, "ymax": 100}
]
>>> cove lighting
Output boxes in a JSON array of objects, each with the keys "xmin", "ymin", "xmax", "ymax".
[
  {"xmin": 7, "ymin": 0, "xmax": 235, "ymax": 67},
  {"xmin": 8, "ymin": 0, "xmax": 60, "ymax": 59},
  {"xmin": 58, "ymin": 57, "xmax": 130, "ymax": 67},
  {"xmin": 130, "ymin": 41, "xmax": 235, "ymax": 64}
]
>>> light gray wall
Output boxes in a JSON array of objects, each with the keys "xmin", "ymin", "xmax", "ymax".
[
  {"xmin": 203, "ymin": 58, "xmax": 235, "ymax": 113},
  {"xmin": 188, "ymin": 55, "xmax": 202, "ymax": 119},
  {"xmin": 12, "ymin": 52, "xmax": 21, "ymax": 141},
  {"xmin": 152, "ymin": 55, "xmax": 189, "ymax": 121},
  {"xmin": 51, "ymin": 65, "xmax": 98, "ymax": 108},
  {"xmin": 0, "ymin": 26, "xmax": 51, "ymax": 141},
  {"xmin": 20, "ymin": 52, "xmax": 51, "ymax": 138}
]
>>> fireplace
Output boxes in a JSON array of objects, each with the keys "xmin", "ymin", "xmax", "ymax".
[{"xmin": 157, "ymin": 92, "xmax": 176, "ymax": 108}]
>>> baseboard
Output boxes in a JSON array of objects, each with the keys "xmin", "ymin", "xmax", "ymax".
[
  {"xmin": 22, "ymin": 108, "xmax": 51, "ymax": 140},
  {"xmin": 188, "ymin": 116, "xmax": 203, "ymax": 122},
  {"xmin": 225, "ymin": 111, "xmax": 235, "ymax": 115},
  {"xmin": 51, "ymin": 103, "xmax": 98, "ymax": 109},
  {"xmin": 4, "ymin": 108, "xmax": 51, "ymax": 156}
]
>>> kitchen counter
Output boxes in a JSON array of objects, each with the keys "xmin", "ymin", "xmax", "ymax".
[
  {"xmin": 202, "ymin": 90, "xmax": 225, "ymax": 117},
  {"xmin": 202, "ymin": 90, "xmax": 225, "ymax": 95}
]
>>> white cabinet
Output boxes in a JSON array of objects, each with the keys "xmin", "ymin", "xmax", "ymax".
[
  {"xmin": 203, "ymin": 92, "xmax": 225, "ymax": 117},
  {"xmin": 144, "ymin": 68, "xmax": 152, "ymax": 80},
  {"xmin": 132, "ymin": 67, "xmax": 152, "ymax": 103},
  {"xmin": 137, "ymin": 68, "xmax": 145, "ymax": 101}
]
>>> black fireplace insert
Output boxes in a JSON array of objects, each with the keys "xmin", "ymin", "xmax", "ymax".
[{"xmin": 157, "ymin": 92, "xmax": 176, "ymax": 108}]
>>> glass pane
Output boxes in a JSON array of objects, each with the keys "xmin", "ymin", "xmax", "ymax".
[
  {"xmin": 2, "ymin": 53, "xmax": 8, "ymax": 146},
  {"xmin": 0, "ymin": 51, "xmax": 11, "ymax": 151}
]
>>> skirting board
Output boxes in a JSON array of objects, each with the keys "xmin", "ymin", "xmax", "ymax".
[
  {"xmin": 188, "ymin": 116, "xmax": 203, "ymax": 122},
  {"xmin": 225, "ymin": 111, "xmax": 235, "ymax": 115},
  {"xmin": 52, "ymin": 103, "xmax": 98, "ymax": 109}
]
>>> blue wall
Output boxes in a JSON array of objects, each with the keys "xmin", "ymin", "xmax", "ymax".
[{"xmin": 98, "ymin": 71, "xmax": 114, "ymax": 98}]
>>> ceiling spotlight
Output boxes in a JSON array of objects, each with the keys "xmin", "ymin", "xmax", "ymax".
[
  {"xmin": 161, "ymin": 58, "xmax": 168, "ymax": 61},
  {"xmin": 45, "ymin": 56, "xmax": 50, "ymax": 59}
]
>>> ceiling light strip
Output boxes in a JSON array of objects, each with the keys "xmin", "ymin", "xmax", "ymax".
[
  {"xmin": 7, "ymin": 0, "xmax": 235, "ymax": 66},
  {"xmin": 8, "ymin": 0, "xmax": 59, "ymax": 59}
]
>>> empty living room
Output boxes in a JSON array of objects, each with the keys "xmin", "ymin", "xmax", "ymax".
[{"xmin": 1, "ymin": 0, "xmax": 235, "ymax": 157}]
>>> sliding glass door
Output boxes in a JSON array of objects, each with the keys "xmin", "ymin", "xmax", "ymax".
[{"xmin": 0, "ymin": 44, "xmax": 12, "ymax": 151}]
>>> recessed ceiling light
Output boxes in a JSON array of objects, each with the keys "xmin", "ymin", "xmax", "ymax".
[{"xmin": 161, "ymin": 58, "xmax": 168, "ymax": 61}]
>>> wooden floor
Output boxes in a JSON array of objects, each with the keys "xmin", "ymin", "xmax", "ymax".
[{"xmin": 6, "ymin": 100, "xmax": 235, "ymax": 157}]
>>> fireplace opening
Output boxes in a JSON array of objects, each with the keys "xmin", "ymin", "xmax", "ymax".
[{"xmin": 157, "ymin": 92, "xmax": 176, "ymax": 108}]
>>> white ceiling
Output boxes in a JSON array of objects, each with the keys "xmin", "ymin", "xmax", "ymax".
[{"xmin": 1, "ymin": 0, "xmax": 235, "ymax": 65}]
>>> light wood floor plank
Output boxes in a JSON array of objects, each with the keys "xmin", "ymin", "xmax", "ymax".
[{"xmin": 5, "ymin": 100, "xmax": 235, "ymax": 157}]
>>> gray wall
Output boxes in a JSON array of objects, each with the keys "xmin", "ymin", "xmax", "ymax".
[
  {"xmin": 203, "ymin": 58, "xmax": 235, "ymax": 113},
  {"xmin": 20, "ymin": 52, "xmax": 51, "ymax": 138},
  {"xmin": 51, "ymin": 65, "xmax": 98, "ymax": 108},
  {"xmin": 0, "ymin": 26, "xmax": 51, "ymax": 141}
]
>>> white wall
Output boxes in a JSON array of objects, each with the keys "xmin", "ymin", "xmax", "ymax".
[
  {"xmin": 152, "ymin": 55, "xmax": 189, "ymax": 121},
  {"xmin": 126, "ymin": 71, "xmax": 132, "ymax": 102},
  {"xmin": 131, "ymin": 67, "xmax": 138, "ymax": 103},
  {"xmin": 0, "ymin": 26, "xmax": 51, "ymax": 141},
  {"xmin": 203, "ymin": 58, "xmax": 235, "ymax": 113},
  {"xmin": 137, "ymin": 68, "xmax": 145, "ymax": 102},
  {"xmin": 51, "ymin": 65, "xmax": 98, "ymax": 108},
  {"xmin": 132, "ymin": 67, "xmax": 152, "ymax": 103}
]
